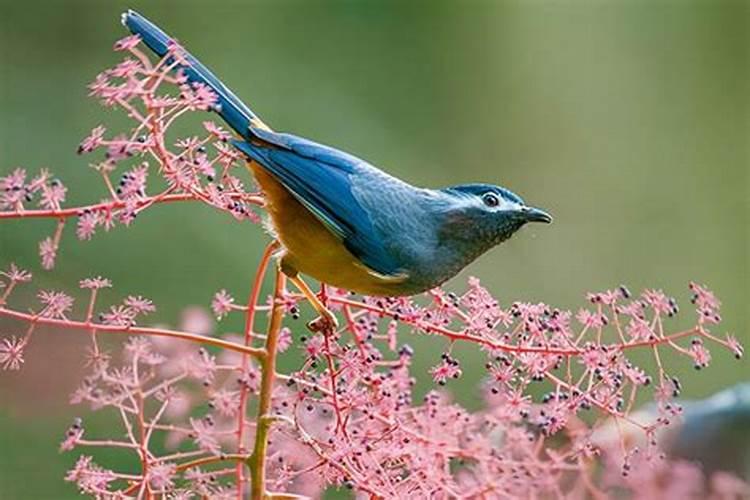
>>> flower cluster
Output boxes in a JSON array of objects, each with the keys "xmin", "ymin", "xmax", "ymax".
[{"xmin": 0, "ymin": 34, "xmax": 747, "ymax": 499}]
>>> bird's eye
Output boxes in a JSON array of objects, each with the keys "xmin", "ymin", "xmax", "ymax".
[{"xmin": 482, "ymin": 192, "xmax": 500, "ymax": 207}]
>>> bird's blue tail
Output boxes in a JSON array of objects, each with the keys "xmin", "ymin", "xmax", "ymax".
[{"xmin": 121, "ymin": 10, "xmax": 260, "ymax": 141}]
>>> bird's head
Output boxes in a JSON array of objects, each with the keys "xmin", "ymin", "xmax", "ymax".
[{"xmin": 437, "ymin": 183, "xmax": 552, "ymax": 255}]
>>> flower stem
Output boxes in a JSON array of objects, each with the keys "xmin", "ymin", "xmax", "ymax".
[
  {"xmin": 248, "ymin": 267, "xmax": 286, "ymax": 499},
  {"xmin": 236, "ymin": 240, "xmax": 278, "ymax": 497}
]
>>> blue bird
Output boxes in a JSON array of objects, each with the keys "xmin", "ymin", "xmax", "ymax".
[{"xmin": 123, "ymin": 11, "xmax": 552, "ymax": 329}]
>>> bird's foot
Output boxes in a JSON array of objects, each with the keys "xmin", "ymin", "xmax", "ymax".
[{"xmin": 306, "ymin": 309, "xmax": 339, "ymax": 333}]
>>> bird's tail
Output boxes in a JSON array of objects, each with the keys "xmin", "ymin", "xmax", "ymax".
[{"xmin": 121, "ymin": 10, "xmax": 262, "ymax": 141}]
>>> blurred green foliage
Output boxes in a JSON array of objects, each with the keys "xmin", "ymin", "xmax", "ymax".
[{"xmin": 0, "ymin": 1, "xmax": 747, "ymax": 498}]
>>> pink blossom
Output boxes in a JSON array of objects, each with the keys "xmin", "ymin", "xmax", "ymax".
[
  {"xmin": 124, "ymin": 295, "xmax": 156, "ymax": 315},
  {"xmin": 277, "ymin": 326, "xmax": 293, "ymax": 353},
  {"xmin": 37, "ymin": 290, "xmax": 74, "ymax": 318},
  {"xmin": 642, "ymin": 289, "xmax": 673, "ymax": 315},
  {"xmin": 147, "ymin": 462, "xmax": 177, "ymax": 490},
  {"xmin": 726, "ymin": 334, "xmax": 743, "ymax": 359},
  {"xmin": 190, "ymin": 348, "xmax": 217, "ymax": 383},
  {"xmin": 576, "ymin": 308, "xmax": 608, "ymax": 328},
  {"xmin": 40, "ymin": 180, "xmax": 67, "ymax": 210},
  {"xmin": 60, "ymin": 418, "xmax": 84, "ymax": 451},
  {"xmin": 113, "ymin": 34, "xmax": 141, "ymax": 51},
  {"xmin": 0, "ymin": 168, "xmax": 27, "ymax": 210},
  {"xmin": 109, "ymin": 58, "xmax": 141, "ymax": 78},
  {"xmin": 38, "ymin": 236, "xmax": 58, "ymax": 270},
  {"xmin": 189, "ymin": 416, "xmax": 220, "ymax": 454},
  {"xmin": 116, "ymin": 164, "xmax": 149, "ymax": 199},
  {"xmin": 78, "ymin": 125, "xmax": 106, "ymax": 154},
  {"xmin": 689, "ymin": 339, "xmax": 711, "ymax": 369},
  {"xmin": 2, "ymin": 262, "xmax": 32, "ymax": 282},
  {"xmin": 214, "ymin": 141, "xmax": 241, "ymax": 167},
  {"xmin": 0, "ymin": 336, "xmax": 25, "ymax": 370},
  {"xmin": 210, "ymin": 389, "xmax": 241, "ymax": 417},
  {"xmin": 79, "ymin": 276, "xmax": 112, "ymax": 290},
  {"xmin": 181, "ymin": 82, "xmax": 218, "ymax": 111},
  {"xmin": 203, "ymin": 121, "xmax": 231, "ymax": 141},
  {"xmin": 124, "ymin": 336, "xmax": 153, "ymax": 358},
  {"xmin": 430, "ymin": 356, "xmax": 462, "ymax": 385},
  {"xmin": 211, "ymin": 289, "xmax": 235, "ymax": 320},
  {"xmin": 0, "ymin": 167, "xmax": 26, "ymax": 191},
  {"xmin": 64, "ymin": 455, "xmax": 116, "ymax": 494},
  {"xmin": 302, "ymin": 335, "xmax": 325, "ymax": 359},
  {"xmin": 100, "ymin": 305, "xmax": 135, "ymax": 326},
  {"xmin": 626, "ymin": 317, "xmax": 653, "ymax": 341},
  {"xmin": 689, "ymin": 282, "xmax": 720, "ymax": 311},
  {"xmin": 166, "ymin": 41, "xmax": 189, "ymax": 65},
  {"xmin": 76, "ymin": 211, "xmax": 101, "ymax": 240}
]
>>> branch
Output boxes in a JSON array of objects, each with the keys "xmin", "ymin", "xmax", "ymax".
[{"xmin": 0, "ymin": 307, "xmax": 265, "ymax": 358}]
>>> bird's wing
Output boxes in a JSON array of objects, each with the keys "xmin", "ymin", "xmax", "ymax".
[{"xmin": 233, "ymin": 136, "xmax": 405, "ymax": 279}]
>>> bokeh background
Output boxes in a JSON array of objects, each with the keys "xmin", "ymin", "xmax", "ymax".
[{"xmin": 1, "ymin": 1, "xmax": 747, "ymax": 498}]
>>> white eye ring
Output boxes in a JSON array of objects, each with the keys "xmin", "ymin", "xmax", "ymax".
[{"xmin": 482, "ymin": 192, "xmax": 500, "ymax": 207}]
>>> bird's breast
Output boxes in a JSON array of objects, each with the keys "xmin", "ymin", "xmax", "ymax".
[{"xmin": 247, "ymin": 160, "xmax": 418, "ymax": 296}]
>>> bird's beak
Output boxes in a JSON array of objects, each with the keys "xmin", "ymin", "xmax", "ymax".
[{"xmin": 521, "ymin": 206, "xmax": 553, "ymax": 224}]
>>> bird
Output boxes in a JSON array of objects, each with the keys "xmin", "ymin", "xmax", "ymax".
[{"xmin": 122, "ymin": 11, "xmax": 552, "ymax": 330}]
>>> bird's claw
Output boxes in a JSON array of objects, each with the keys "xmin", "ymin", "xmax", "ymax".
[{"xmin": 306, "ymin": 311, "xmax": 339, "ymax": 333}]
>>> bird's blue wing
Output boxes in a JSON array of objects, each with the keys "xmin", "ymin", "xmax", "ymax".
[{"xmin": 232, "ymin": 137, "xmax": 403, "ymax": 277}]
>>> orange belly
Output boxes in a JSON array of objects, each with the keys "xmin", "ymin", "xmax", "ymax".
[{"xmin": 247, "ymin": 161, "xmax": 405, "ymax": 295}]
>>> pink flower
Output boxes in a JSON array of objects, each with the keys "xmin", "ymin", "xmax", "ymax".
[
  {"xmin": 277, "ymin": 327, "xmax": 293, "ymax": 353},
  {"xmin": 166, "ymin": 41, "xmax": 189, "ymax": 65},
  {"xmin": 303, "ymin": 335, "xmax": 325, "ymax": 359},
  {"xmin": 214, "ymin": 141, "xmax": 241, "ymax": 167},
  {"xmin": 689, "ymin": 340, "xmax": 711, "ymax": 369},
  {"xmin": 38, "ymin": 236, "xmax": 57, "ymax": 270},
  {"xmin": 124, "ymin": 336, "xmax": 154, "ymax": 358},
  {"xmin": 76, "ymin": 211, "xmax": 101, "ymax": 240},
  {"xmin": 113, "ymin": 34, "xmax": 141, "ymax": 51},
  {"xmin": 642, "ymin": 289, "xmax": 673, "ymax": 315},
  {"xmin": 64, "ymin": 455, "xmax": 116, "ymax": 494},
  {"xmin": 587, "ymin": 289, "xmax": 622, "ymax": 306},
  {"xmin": 37, "ymin": 290, "xmax": 74, "ymax": 318},
  {"xmin": 0, "ymin": 336, "xmax": 25, "ymax": 370},
  {"xmin": 210, "ymin": 389, "xmax": 242, "ymax": 417},
  {"xmin": 100, "ymin": 305, "xmax": 135, "ymax": 326},
  {"xmin": 78, "ymin": 125, "xmax": 106, "ymax": 154},
  {"xmin": 124, "ymin": 295, "xmax": 156, "ymax": 315},
  {"xmin": 0, "ymin": 168, "xmax": 27, "ymax": 210},
  {"xmin": 726, "ymin": 334, "xmax": 744, "ymax": 359},
  {"xmin": 211, "ymin": 289, "xmax": 235, "ymax": 320},
  {"xmin": 39, "ymin": 181, "xmax": 67, "ymax": 210},
  {"xmin": 118, "ymin": 164, "xmax": 149, "ymax": 198},
  {"xmin": 79, "ymin": 276, "xmax": 112, "ymax": 290},
  {"xmin": 576, "ymin": 308, "xmax": 607, "ymax": 329},
  {"xmin": 626, "ymin": 317, "xmax": 653, "ymax": 341},
  {"xmin": 181, "ymin": 82, "xmax": 218, "ymax": 111},
  {"xmin": 203, "ymin": 121, "xmax": 231, "ymax": 141},
  {"xmin": 110, "ymin": 58, "xmax": 141, "ymax": 78},
  {"xmin": 190, "ymin": 348, "xmax": 217, "ymax": 383},
  {"xmin": 430, "ymin": 355, "xmax": 462, "ymax": 385},
  {"xmin": 60, "ymin": 418, "xmax": 84, "ymax": 451},
  {"xmin": 0, "ymin": 167, "xmax": 26, "ymax": 191},
  {"xmin": 148, "ymin": 462, "xmax": 177, "ymax": 490},
  {"xmin": 2, "ymin": 263, "xmax": 32, "ymax": 283},
  {"xmin": 689, "ymin": 282, "xmax": 720, "ymax": 311},
  {"xmin": 189, "ymin": 416, "xmax": 220, "ymax": 454}
]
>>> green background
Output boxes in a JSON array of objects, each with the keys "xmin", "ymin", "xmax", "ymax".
[{"xmin": 1, "ymin": 1, "xmax": 747, "ymax": 498}]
